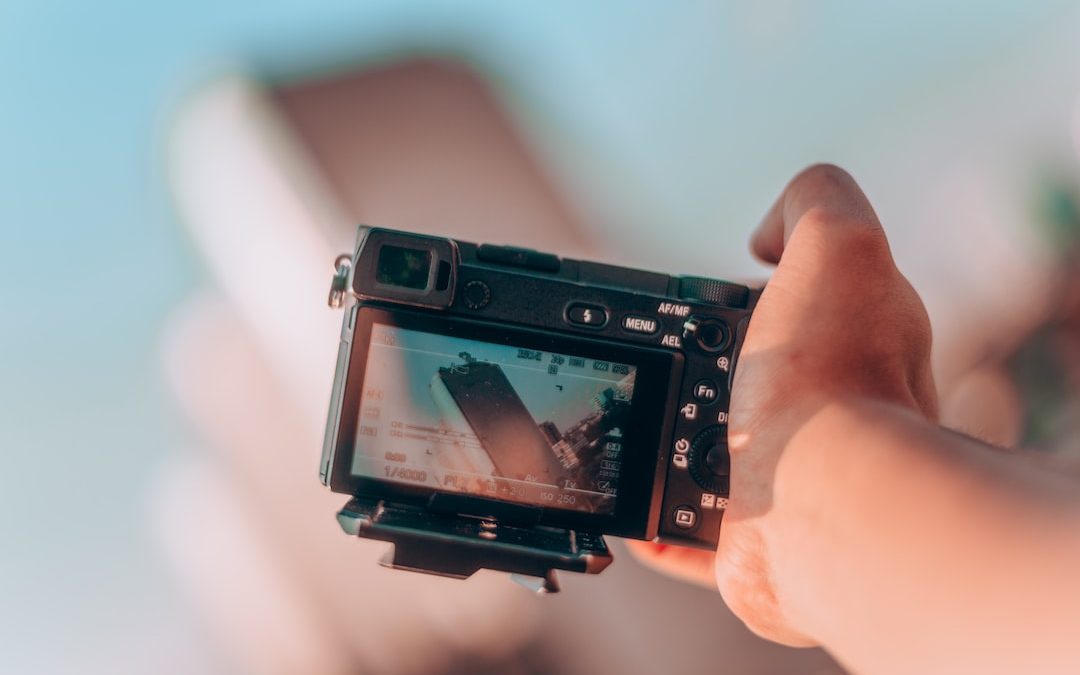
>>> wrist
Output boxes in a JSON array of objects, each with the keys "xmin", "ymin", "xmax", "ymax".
[{"xmin": 756, "ymin": 397, "xmax": 928, "ymax": 638}]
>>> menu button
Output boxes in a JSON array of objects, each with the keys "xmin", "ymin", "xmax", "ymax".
[{"xmin": 621, "ymin": 314, "xmax": 660, "ymax": 335}]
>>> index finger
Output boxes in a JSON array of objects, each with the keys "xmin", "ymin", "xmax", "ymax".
[{"xmin": 625, "ymin": 540, "xmax": 718, "ymax": 589}]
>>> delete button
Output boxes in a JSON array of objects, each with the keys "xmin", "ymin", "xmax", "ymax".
[{"xmin": 621, "ymin": 315, "xmax": 660, "ymax": 335}]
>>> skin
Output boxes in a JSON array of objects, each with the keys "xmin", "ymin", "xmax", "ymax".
[{"xmin": 628, "ymin": 164, "xmax": 1080, "ymax": 674}]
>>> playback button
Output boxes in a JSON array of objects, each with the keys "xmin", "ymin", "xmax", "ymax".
[{"xmin": 673, "ymin": 507, "xmax": 698, "ymax": 529}]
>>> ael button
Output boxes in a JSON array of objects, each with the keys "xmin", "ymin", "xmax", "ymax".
[
  {"xmin": 566, "ymin": 303, "xmax": 607, "ymax": 328},
  {"xmin": 683, "ymin": 316, "xmax": 730, "ymax": 353}
]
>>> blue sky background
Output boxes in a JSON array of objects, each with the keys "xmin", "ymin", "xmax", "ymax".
[{"xmin": 3, "ymin": 2, "xmax": 1079, "ymax": 672}]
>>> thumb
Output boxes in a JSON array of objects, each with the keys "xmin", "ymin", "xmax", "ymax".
[{"xmin": 751, "ymin": 164, "xmax": 886, "ymax": 266}]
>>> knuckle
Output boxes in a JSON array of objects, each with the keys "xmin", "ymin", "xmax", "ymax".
[
  {"xmin": 801, "ymin": 207, "xmax": 882, "ymax": 239},
  {"xmin": 887, "ymin": 277, "xmax": 934, "ymax": 349},
  {"xmin": 905, "ymin": 296, "xmax": 934, "ymax": 351},
  {"xmin": 796, "ymin": 208, "xmax": 890, "ymax": 261}
]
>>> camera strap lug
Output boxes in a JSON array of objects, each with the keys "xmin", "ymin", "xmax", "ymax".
[{"xmin": 327, "ymin": 253, "xmax": 352, "ymax": 308}]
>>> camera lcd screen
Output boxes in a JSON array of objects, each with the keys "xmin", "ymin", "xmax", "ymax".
[{"xmin": 351, "ymin": 323, "xmax": 636, "ymax": 514}]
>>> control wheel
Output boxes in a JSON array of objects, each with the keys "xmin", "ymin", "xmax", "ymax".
[
  {"xmin": 687, "ymin": 425, "xmax": 730, "ymax": 495},
  {"xmin": 678, "ymin": 276, "xmax": 750, "ymax": 309}
]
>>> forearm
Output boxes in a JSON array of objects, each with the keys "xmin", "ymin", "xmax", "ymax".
[{"xmin": 772, "ymin": 399, "xmax": 1080, "ymax": 674}]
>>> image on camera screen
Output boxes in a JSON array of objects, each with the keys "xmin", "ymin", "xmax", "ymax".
[{"xmin": 352, "ymin": 324, "xmax": 636, "ymax": 514}]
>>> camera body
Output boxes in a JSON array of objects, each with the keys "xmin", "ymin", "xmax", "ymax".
[{"xmin": 321, "ymin": 227, "xmax": 756, "ymax": 589}]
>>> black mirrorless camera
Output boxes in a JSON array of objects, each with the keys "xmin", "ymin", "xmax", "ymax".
[{"xmin": 321, "ymin": 227, "xmax": 758, "ymax": 591}]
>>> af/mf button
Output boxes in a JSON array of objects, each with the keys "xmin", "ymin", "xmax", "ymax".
[{"xmin": 682, "ymin": 316, "xmax": 729, "ymax": 353}]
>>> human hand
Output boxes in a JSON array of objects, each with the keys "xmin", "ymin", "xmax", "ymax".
[{"xmin": 629, "ymin": 164, "xmax": 938, "ymax": 645}]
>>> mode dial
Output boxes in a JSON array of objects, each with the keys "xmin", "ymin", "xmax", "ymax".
[
  {"xmin": 687, "ymin": 425, "xmax": 730, "ymax": 495},
  {"xmin": 678, "ymin": 276, "xmax": 750, "ymax": 309}
]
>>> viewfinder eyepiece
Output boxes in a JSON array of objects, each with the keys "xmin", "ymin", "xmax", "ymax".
[
  {"xmin": 352, "ymin": 228, "xmax": 458, "ymax": 309},
  {"xmin": 376, "ymin": 245, "xmax": 432, "ymax": 290}
]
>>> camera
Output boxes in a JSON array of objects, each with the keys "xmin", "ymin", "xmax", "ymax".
[{"xmin": 321, "ymin": 226, "xmax": 757, "ymax": 591}]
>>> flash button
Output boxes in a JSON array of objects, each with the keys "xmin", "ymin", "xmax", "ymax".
[{"xmin": 566, "ymin": 303, "xmax": 607, "ymax": 328}]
